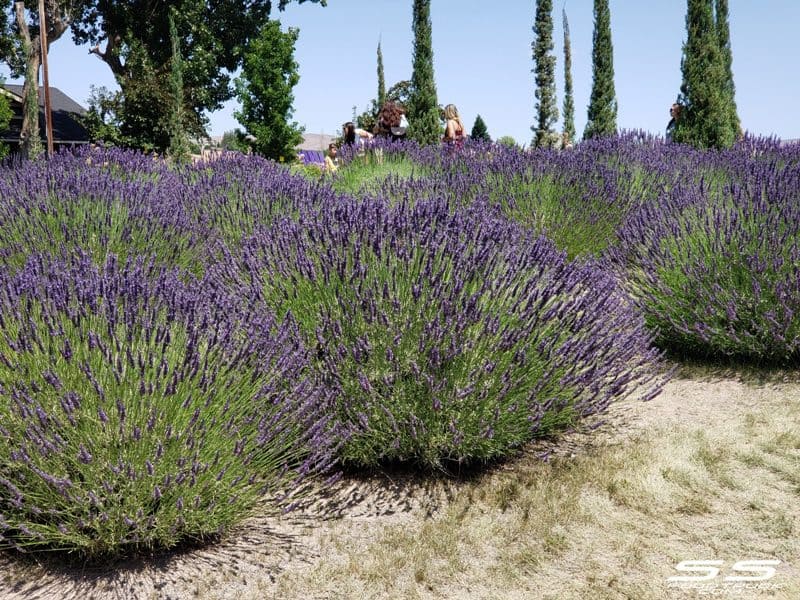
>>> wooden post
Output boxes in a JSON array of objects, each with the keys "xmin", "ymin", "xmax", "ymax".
[{"xmin": 38, "ymin": 0, "xmax": 54, "ymax": 157}]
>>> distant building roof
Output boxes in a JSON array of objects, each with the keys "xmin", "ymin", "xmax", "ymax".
[
  {"xmin": 0, "ymin": 84, "xmax": 89, "ymax": 144},
  {"xmin": 298, "ymin": 132, "xmax": 334, "ymax": 151}
]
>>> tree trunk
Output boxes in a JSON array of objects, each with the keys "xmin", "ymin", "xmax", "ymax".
[
  {"xmin": 14, "ymin": 1, "xmax": 72, "ymax": 159},
  {"xmin": 15, "ymin": 2, "xmax": 43, "ymax": 160}
]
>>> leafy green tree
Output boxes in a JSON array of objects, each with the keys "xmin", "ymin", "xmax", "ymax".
[
  {"xmin": 408, "ymin": 0, "xmax": 440, "ymax": 145},
  {"xmin": 81, "ymin": 86, "xmax": 125, "ymax": 146},
  {"xmin": 220, "ymin": 129, "xmax": 251, "ymax": 153},
  {"xmin": 355, "ymin": 78, "xmax": 415, "ymax": 134},
  {"xmin": 715, "ymin": 0, "xmax": 740, "ymax": 137},
  {"xmin": 531, "ymin": 0, "xmax": 558, "ymax": 148},
  {"xmin": 496, "ymin": 135, "xmax": 518, "ymax": 148},
  {"xmin": 352, "ymin": 42, "xmax": 389, "ymax": 135},
  {"xmin": 70, "ymin": 1, "xmax": 326, "ymax": 152},
  {"xmin": 470, "ymin": 114, "xmax": 490, "ymax": 142},
  {"xmin": 674, "ymin": 0, "xmax": 736, "ymax": 149},
  {"xmin": 561, "ymin": 8, "xmax": 576, "ymax": 145},
  {"xmin": 167, "ymin": 13, "xmax": 190, "ymax": 162},
  {"xmin": 583, "ymin": 0, "xmax": 617, "ymax": 140},
  {"xmin": 377, "ymin": 40, "xmax": 386, "ymax": 110},
  {"xmin": 0, "ymin": 82, "xmax": 12, "ymax": 158},
  {"xmin": 355, "ymin": 101, "xmax": 378, "ymax": 132},
  {"xmin": 387, "ymin": 80, "xmax": 414, "ymax": 108},
  {"xmin": 234, "ymin": 20, "xmax": 303, "ymax": 161}
]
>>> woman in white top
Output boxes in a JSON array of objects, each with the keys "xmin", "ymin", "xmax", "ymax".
[{"xmin": 342, "ymin": 121, "xmax": 373, "ymax": 147}]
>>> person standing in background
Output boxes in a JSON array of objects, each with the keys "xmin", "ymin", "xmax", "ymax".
[{"xmin": 443, "ymin": 104, "xmax": 465, "ymax": 148}]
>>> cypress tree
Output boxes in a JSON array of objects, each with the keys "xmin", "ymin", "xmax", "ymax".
[
  {"xmin": 531, "ymin": 0, "xmax": 558, "ymax": 148},
  {"xmin": 167, "ymin": 13, "xmax": 190, "ymax": 162},
  {"xmin": 562, "ymin": 8, "xmax": 575, "ymax": 146},
  {"xmin": 583, "ymin": 0, "xmax": 617, "ymax": 140},
  {"xmin": 674, "ymin": 0, "xmax": 736, "ymax": 149},
  {"xmin": 471, "ymin": 115, "xmax": 490, "ymax": 142},
  {"xmin": 408, "ymin": 0, "xmax": 440, "ymax": 145},
  {"xmin": 377, "ymin": 40, "xmax": 386, "ymax": 110},
  {"xmin": 715, "ymin": 0, "xmax": 740, "ymax": 137}
]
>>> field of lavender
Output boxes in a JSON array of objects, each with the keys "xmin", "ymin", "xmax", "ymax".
[{"xmin": 0, "ymin": 134, "xmax": 798, "ymax": 565}]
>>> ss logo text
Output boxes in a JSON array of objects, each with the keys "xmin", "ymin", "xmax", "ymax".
[{"xmin": 667, "ymin": 559, "xmax": 781, "ymax": 583}]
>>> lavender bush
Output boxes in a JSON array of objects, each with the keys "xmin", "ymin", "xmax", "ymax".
[
  {"xmin": 0, "ymin": 148, "xmax": 350, "ymax": 278},
  {"xmin": 332, "ymin": 140, "xmax": 426, "ymax": 196},
  {"xmin": 0, "ymin": 148, "xmax": 203, "ymax": 274},
  {"xmin": 0, "ymin": 254, "xmax": 337, "ymax": 558},
  {"xmin": 183, "ymin": 152, "xmax": 346, "ymax": 248},
  {"xmin": 354, "ymin": 135, "xmax": 681, "ymax": 259},
  {"xmin": 224, "ymin": 197, "xmax": 663, "ymax": 469},
  {"xmin": 616, "ymin": 153, "xmax": 800, "ymax": 361}
]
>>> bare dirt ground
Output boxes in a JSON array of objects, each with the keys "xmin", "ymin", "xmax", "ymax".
[{"xmin": 2, "ymin": 364, "xmax": 799, "ymax": 599}]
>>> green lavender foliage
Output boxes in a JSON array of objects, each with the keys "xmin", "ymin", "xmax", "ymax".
[
  {"xmin": 0, "ymin": 255, "xmax": 335, "ymax": 558},
  {"xmin": 234, "ymin": 196, "xmax": 662, "ymax": 469}
]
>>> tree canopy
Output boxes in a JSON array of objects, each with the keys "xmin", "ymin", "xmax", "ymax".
[
  {"xmin": 66, "ymin": 0, "xmax": 326, "ymax": 151},
  {"xmin": 234, "ymin": 19, "xmax": 303, "ymax": 161}
]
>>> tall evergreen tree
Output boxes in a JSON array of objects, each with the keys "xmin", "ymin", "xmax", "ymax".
[
  {"xmin": 470, "ymin": 114, "xmax": 490, "ymax": 142},
  {"xmin": 408, "ymin": 0, "xmax": 440, "ymax": 145},
  {"xmin": 167, "ymin": 13, "xmax": 190, "ymax": 162},
  {"xmin": 561, "ymin": 8, "xmax": 575, "ymax": 145},
  {"xmin": 531, "ymin": 0, "xmax": 558, "ymax": 148},
  {"xmin": 674, "ymin": 0, "xmax": 736, "ymax": 149},
  {"xmin": 583, "ymin": 0, "xmax": 617, "ymax": 140},
  {"xmin": 715, "ymin": 0, "xmax": 740, "ymax": 136},
  {"xmin": 377, "ymin": 40, "xmax": 386, "ymax": 110}
]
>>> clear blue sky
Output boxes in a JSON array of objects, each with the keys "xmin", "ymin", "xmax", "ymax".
[{"xmin": 3, "ymin": 0, "xmax": 799, "ymax": 145}]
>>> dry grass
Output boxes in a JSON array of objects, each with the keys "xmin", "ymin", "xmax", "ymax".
[
  {"xmin": 2, "ymin": 371, "xmax": 799, "ymax": 599},
  {"xmin": 270, "ymin": 373, "xmax": 800, "ymax": 600}
]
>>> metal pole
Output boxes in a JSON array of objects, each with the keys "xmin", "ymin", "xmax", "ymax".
[{"xmin": 38, "ymin": 0, "xmax": 54, "ymax": 157}]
